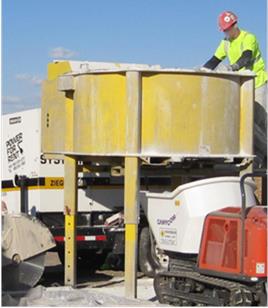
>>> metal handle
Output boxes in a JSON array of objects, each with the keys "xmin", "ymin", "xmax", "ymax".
[
  {"xmin": 14, "ymin": 175, "xmax": 28, "ymax": 213},
  {"xmin": 239, "ymin": 171, "xmax": 267, "ymax": 275},
  {"xmin": 240, "ymin": 171, "xmax": 267, "ymax": 215}
]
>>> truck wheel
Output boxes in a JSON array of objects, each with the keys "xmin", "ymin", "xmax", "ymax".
[
  {"xmin": 105, "ymin": 253, "xmax": 124, "ymax": 270},
  {"xmin": 138, "ymin": 227, "xmax": 168, "ymax": 278}
]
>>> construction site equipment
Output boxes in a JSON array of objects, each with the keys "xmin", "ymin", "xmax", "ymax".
[
  {"xmin": 42, "ymin": 64, "xmax": 254, "ymax": 158},
  {"xmin": 2, "ymin": 213, "xmax": 56, "ymax": 291},
  {"xmin": 152, "ymin": 173, "xmax": 267, "ymax": 306},
  {"xmin": 41, "ymin": 60, "xmax": 257, "ymax": 300},
  {"xmin": 140, "ymin": 177, "xmax": 257, "ymax": 254}
]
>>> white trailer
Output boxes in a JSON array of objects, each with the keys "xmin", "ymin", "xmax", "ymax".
[
  {"xmin": 1, "ymin": 108, "xmax": 128, "ymax": 268},
  {"xmin": 1, "ymin": 108, "xmax": 169, "ymax": 272}
]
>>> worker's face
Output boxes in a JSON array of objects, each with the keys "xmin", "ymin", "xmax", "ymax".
[{"xmin": 224, "ymin": 24, "xmax": 237, "ymax": 40}]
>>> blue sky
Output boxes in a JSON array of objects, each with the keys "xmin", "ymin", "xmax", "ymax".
[{"xmin": 2, "ymin": 0, "xmax": 267, "ymax": 114}]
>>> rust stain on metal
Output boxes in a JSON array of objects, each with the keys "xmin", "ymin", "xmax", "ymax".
[{"xmin": 64, "ymin": 205, "xmax": 71, "ymax": 215}]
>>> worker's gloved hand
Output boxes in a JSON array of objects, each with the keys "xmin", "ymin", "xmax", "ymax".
[
  {"xmin": 226, "ymin": 63, "xmax": 240, "ymax": 71},
  {"xmin": 225, "ymin": 65, "xmax": 233, "ymax": 71}
]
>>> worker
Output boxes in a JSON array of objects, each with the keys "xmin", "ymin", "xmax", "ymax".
[{"xmin": 202, "ymin": 11, "xmax": 267, "ymax": 168}]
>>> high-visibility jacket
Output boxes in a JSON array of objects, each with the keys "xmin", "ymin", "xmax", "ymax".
[{"xmin": 215, "ymin": 29, "xmax": 268, "ymax": 88}]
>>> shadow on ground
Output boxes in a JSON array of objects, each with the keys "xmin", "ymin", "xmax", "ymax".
[{"xmin": 40, "ymin": 264, "xmax": 117, "ymax": 288}]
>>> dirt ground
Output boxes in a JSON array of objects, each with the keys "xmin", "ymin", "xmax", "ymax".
[
  {"xmin": 43, "ymin": 252, "xmax": 150, "ymax": 288},
  {"xmin": 41, "ymin": 252, "xmax": 159, "ymax": 304}
]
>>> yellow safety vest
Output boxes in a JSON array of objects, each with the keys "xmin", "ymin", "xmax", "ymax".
[{"xmin": 215, "ymin": 29, "xmax": 268, "ymax": 88}]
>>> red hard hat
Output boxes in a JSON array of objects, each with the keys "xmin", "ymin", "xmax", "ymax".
[{"xmin": 218, "ymin": 11, "xmax": 238, "ymax": 31}]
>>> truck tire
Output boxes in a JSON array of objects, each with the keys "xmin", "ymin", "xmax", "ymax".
[
  {"xmin": 138, "ymin": 227, "xmax": 168, "ymax": 278},
  {"xmin": 105, "ymin": 253, "xmax": 124, "ymax": 270}
]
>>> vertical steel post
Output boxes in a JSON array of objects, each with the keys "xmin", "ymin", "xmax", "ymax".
[
  {"xmin": 124, "ymin": 71, "xmax": 141, "ymax": 298},
  {"xmin": 239, "ymin": 76, "xmax": 254, "ymax": 274},
  {"xmin": 15, "ymin": 175, "xmax": 28, "ymax": 213},
  {"xmin": 64, "ymin": 155, "xmax": 78, "ymax": 286},
  {"xmin": 64, "ymin": 89, "xmax": 77, "ymax": 286},
  {"xmin": 240, "ymin": 76, "xmax": 254, "ymax": 175},
  {"xmin": 124, "ymin": 157, "xmax": 140, "ymax": 298}
]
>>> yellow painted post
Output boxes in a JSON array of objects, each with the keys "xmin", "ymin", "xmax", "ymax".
[
  {"xmin": 124, "ymin": 157, "xmax": 140, "ymax": 298},
  {"xmin": 240, "ymin": 76, "xmax": 254, "ymax": 174},
  {"xmin": 64, "ymin": 155, "xmax": 78, "ymax": 286},
  {"xmin": 63, "ymin": 86, "xmax": 77, "ymax": 286},
  {"xmin": 124, "ymin": 71, "xmax": 141, "ymax": 298}
]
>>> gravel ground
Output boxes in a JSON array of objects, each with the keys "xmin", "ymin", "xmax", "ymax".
[{"xmin": 16, "ymin": 285, "xmax": 161, "ymax": 307}]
